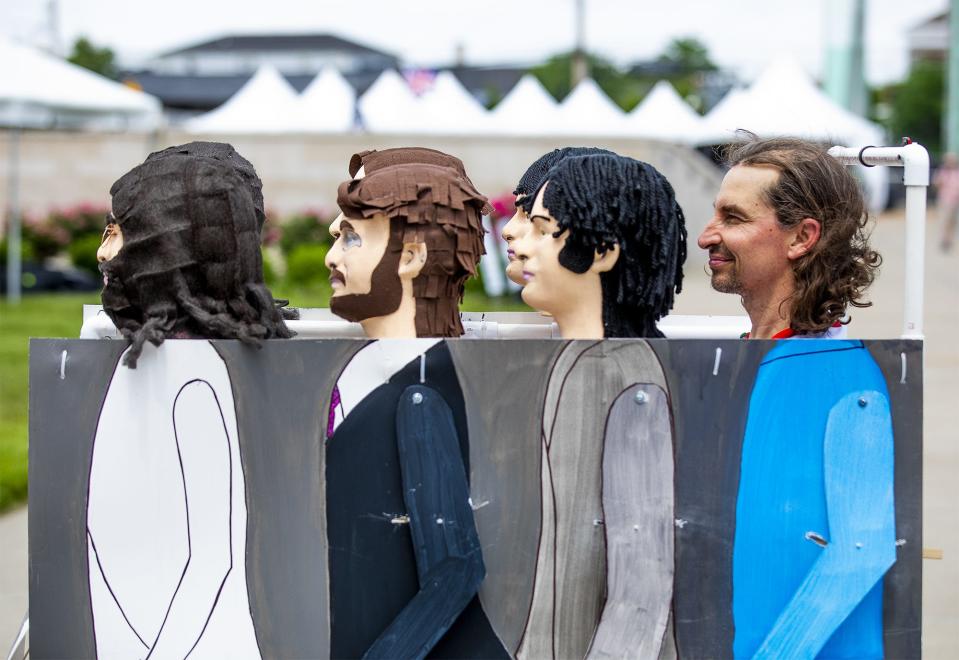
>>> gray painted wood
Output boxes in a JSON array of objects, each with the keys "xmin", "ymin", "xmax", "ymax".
[
  {"xmin": 587, "ymin": 383, "xmax": 674, "ymax": 660},
  {"xmin": 521, "ymin": 340, "xmax": 668, "ymax": 659},
  {"xmin": 447, "ymin": 339, "xmax": 566, "ymax": 655},
  {"xmin": 212, "ymin": 338, "xmax": 365, "ymax": 659}
]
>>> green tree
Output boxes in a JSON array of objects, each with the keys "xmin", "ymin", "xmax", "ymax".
[
  {"xmin": 530, "ymin": 51, "xmax": 647, "ymax": 111},
  {"xmin": 657, "ymin": 37, "xmax": 717, "ymax": 74},
  {"xmin": 67, "ymin": 37, "xmax": 117, "ymax": 79},
  {"xmin": 886, "ymin": 60, "xmax": 945, "ymax": 157}
]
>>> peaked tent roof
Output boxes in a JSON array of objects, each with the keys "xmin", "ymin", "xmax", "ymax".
[
  {"xmin": 487, "ymin": 74, "xmax": 561, "ymax": 136},
  {"xmin": 627, "ymin": 80, "xmax": 705, "ymax": 144},
  {"xmin": 414, "ymin": 71, "xmax": 491, "ymax": 134},
  {"xmin": 357, "ymin": 69, "xmax": 421, "ymax": 133},
  {"xmin": 299, "ymin": 67, "xmax": 356, "ymax": 132},
  {"xmin": 555, "ymin": 78, "xmax": 628, "ymax": 136},
  {"xmin": 698, "ymin": 58, "xmax": 888, "ymax": 210},
  {"xmin": 0, "ymin": 37, "xmax": 161, "ymax": 130},
  {"xmin": 184, "ymin": 64, "xmax": 304, "ymax": 133},
  {"xmin": 697, "ymin": 58, "xmax": 884, "ymax": 147}
]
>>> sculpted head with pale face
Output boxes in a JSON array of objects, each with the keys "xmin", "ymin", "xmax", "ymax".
[
  {"xmin": 325, "ymin": 161, "xmax": 489, "ymax": 338},
  {"xmin": 513, "ymin": 154, "xmax": 687, "ymax": 338},
  {"xmin": 501, "ymin": 147, "xmax": 615, "ymax": 286}
]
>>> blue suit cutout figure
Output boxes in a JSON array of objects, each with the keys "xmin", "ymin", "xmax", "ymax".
[{"xmin": 733, "ymin": 340, "xmax": 897, "ymax": 659}]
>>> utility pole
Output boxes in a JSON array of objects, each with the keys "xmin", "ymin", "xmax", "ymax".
[
  {"xmin": 571, "ymin": 0, "xmax": 588, "ymax": 87},
  {"xmin": 46, "ymin": 0, "xmax": 61, "ymax": 56},
  {"xmin": 824, "ymin": 0, "xmax": 868, "ymax": 116}
]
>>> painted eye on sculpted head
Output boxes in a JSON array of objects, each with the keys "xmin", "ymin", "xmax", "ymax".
[{"xmin": 343, "ymin": 229, "xmax": 362, "ymax": 249}]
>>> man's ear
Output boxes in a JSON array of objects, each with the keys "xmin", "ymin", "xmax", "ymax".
[
  {"xmin": 589, "ymin": 243, "xmax": 620, "ymax": 274},
  {"xmin": 398, "ymin": 242, "xmax": 427, "ymax": 280},
  {"xmin": 787, "ymin": 218, "xmax": 822, "ymax": 260}
]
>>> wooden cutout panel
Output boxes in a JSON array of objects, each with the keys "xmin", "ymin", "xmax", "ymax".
[{"xmin": 588, "ymin": 383, "xmax": 674, "ymax": 659}]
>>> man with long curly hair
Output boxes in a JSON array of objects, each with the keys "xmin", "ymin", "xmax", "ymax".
[{"xmin": 698, "ymin": 136, "xmax": 881, "ymax": 338}]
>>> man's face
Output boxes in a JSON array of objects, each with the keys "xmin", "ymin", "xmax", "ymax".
[
  {"xmin": 514, "ymin": 183, "xmax": 584, "ymax": 314},
  {"xmin": 325, "ymin": 214, "xmax": 392, "ymax": 298},
  {"xmin": 501, "ymin": 194, "xmax": 531, "ymax": 285},
  {"xmin": 697, "ymin": 165, "xmax": 794, "ymax": 296}
]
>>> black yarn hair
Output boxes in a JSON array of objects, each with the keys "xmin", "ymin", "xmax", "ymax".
[
  {"xmin": 101, "ymin": 147, "xmax": 293, "ymax": 368},
  {"xmin": 513, "ymin": 147, "xmax": 615, "ymax": 214},
  {"xmin": 147, "ymin": 141, "xmax": 266, "ymax": 231},
  {"xmin": 137, "ymin": 141, "xmax": 298, "ymax": 322},
  {"xmin": 537, "ymin": 154, "xmax": 687, "ymax": 338}
]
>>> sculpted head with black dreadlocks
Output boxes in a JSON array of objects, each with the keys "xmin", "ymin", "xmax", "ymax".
[
  {"xmin": 514, "ymin": 153, "xmax": 687, "ymax": 338},
  {"xmin": 501, "ymin": 147, "xmax": 615, "ymax": 286},
  {"xmin": 99, "ymin": 143, "xmax": 293, "ymax": 368}
]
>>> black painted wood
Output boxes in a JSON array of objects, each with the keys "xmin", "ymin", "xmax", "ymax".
[
  {"xmin": 867, "ymin": 340, "xmax": 923, "ymax": 660},
  {"xmin": 363, "ymin": 385, "xmax": 485, "ymax": 659},
  {"xmin": 28, "ymin": 339, "xmax": 127, "ymax": 660},
  {"xmin": 325, "ymin": 343, "xmax": 507, "ymax": 660},
  {"xmin": 649, "ymin": 339, "xmax": 771, "ymax": 659}
]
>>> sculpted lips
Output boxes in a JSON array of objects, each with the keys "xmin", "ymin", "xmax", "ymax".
[
  {"xmin": 329, "ymin": 267, "xmax": 346, "ymax": 289},
  {"xmin": 522, "ymin": 270, "xmax": 534, "ymax": 282}
]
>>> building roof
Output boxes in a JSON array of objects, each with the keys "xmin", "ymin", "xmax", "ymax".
[
  {"xmin": 161, "ymin": 33, "xmax": 396, "ymax": 59},
  {"xmin": 121, "ymin": 69, "xmax": 384, "ymax": 111}
]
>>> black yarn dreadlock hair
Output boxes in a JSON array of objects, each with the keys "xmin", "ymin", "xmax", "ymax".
[
  {"xmin": 148, "ymin": 141, "xmax": 266, "ymax": 230},
  {"xmin": 125, "ymin": 142, "xmax": 298, "ymax": 321},
  {"xmin": 101, "ymin": 146, "xmax": 294, "ymax": 368},
  {"xmin": 513, "ymin": 147, "xmax": 615, "ymax": 214},
  {"xmin": 537, "ymin": 154, "xmax": 687, "ymax": 338}
]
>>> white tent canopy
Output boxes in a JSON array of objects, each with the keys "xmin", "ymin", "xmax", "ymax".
[
  {"xmin": 299, "ymin": 67, "xmax": 356, "ymax": 132},
  {"xmin": 698, "ymin": 58, "xmax": 888, "ymax": 210},
  {"xmin": 357, "ymin": 69, "xmax": 421, "ymax": 133},
  {"xmin": 698, "ymin": 58, "xmax": 884, "ymax": 147},
  {"xmin": 556, "ymin": 78, "xmax": 628, "ymax": 136},
  {"xmin": 487, "ymin": 74, "xmax": 561, "ymax": 136},
  {"xmin": 627, "ymin": 80, "xmax": 705, "ymax": 145},
  {"xmin": 185, "ymin": 65, "xmax": 304, "ymax": 134},
  {"xmin": 0, "ymin": 36, "xmax": 161, "ymax": 130},
  {"xmin": 414, "ymin": 71, "xmax": 491, "ymax": 135}
]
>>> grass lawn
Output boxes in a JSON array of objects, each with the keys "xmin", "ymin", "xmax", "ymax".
[
  {"xmin": 0, "ymin": 287, "xmax": 527, "ymax": 512},
  {"xmin": 0, "ymin": 292, "xmax": 100, "ymax": 511}
]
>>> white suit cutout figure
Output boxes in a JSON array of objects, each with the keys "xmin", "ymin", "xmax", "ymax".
[{"xmin": 86, "ymin": 341, "xmax": 261, "ymax": 659}]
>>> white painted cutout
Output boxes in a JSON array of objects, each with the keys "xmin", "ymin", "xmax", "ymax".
[{"xmin": 86, "ymin": 340, "xmax": 261, "ymax": 659}]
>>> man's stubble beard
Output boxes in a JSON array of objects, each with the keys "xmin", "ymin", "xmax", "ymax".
[{"xmin": 710, "ymin": 267, "xmax": 743, "ymax": 295}]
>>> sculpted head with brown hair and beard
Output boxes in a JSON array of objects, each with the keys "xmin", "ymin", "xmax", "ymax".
[{"xmin": 325, "ymin": 158, "xmax": 489, "ymax": 338}]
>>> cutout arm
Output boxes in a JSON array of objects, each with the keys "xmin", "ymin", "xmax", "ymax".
[
  {"xmin": 147, "ymin": 381, "xmax": 234, "ymax": 660},
  {"xmin": 754, "ymin": 390, "xmax": 897, "ymax": 659},
  {"xmin": 363, "ymin": 385, "xmax": 485, "ymax": 660}
]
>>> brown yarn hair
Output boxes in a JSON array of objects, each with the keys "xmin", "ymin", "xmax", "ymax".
[
  {"xmin": 336, "ymin": 163, "xmax": 488, "ymax": 337},
  {"xmin": 725, "ymin": 136, "xmax": 881, "ymax": 333}
]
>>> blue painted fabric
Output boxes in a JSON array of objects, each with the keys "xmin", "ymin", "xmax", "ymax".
[{"xmin": 733, "ymin": 340, "xmax": 896, "ymax": 659}]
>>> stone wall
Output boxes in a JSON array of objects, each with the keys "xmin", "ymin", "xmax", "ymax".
[{"xmin": 0, "ymin": 129, "xmax": 722, "ymax": 245}]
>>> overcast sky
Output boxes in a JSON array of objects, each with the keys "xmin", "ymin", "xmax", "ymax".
[{"xmin": 2, "ymin": 0, "xmax": 946, "ymax": 85}]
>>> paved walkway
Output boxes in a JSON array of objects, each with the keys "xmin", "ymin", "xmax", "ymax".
[{"xmin": 2, "ymin": 210, "xmax": 956, "ymax": 655}]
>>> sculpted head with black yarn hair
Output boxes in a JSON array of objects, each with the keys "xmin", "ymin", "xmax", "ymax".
[
  {"xmin": 502, "ymin": 147, "xmax": 615, "ymax": 286},
  {"xmin": 516, "ymin": 154, "xmax": 687, "ymax": 338},
  {"xmin": 100, "ymin": 145, "xmax": 293, "ymax": 368},
  {"xmin": 512, "ymin": 146, "xmax": 615, "ymax": 214}
]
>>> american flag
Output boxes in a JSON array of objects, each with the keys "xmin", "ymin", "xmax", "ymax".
[{"xmin": 403, "ymin": 68, "xmax": 438, "ymax": 97}]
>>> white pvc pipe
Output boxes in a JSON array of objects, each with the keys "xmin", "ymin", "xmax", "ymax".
[
  {"xmin": 828, "ymin": 142, "xmax": 929, "ymax": 339},
  {"xmin": 903, "ymin": 184, "xmax": 926, "ymax": 338}
]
